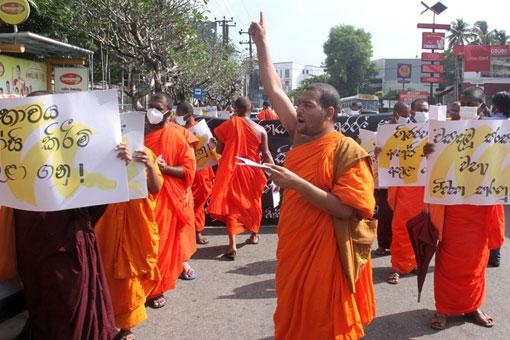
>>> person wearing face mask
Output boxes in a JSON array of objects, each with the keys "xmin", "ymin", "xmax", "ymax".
[
  {"xmin": 411, "ymin": 98, "xmax": 430, "ymax": 123},
  {"xmin": 144, "ymin": 93, "xmax": 199, "ymax": 308},
  {"xmin": 383, "ymin": 101, "xmax": 423, "ymax": 285},
  {"xmin": 426, "ymin": 86, "xmax": 504, "ymax": 330},
  {"xmin": 175, "ymin": 102, "xmax": 215, "ymax": 246}
]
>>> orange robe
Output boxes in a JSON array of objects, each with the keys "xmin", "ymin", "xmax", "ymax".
[
  {"xmin": 256, "ymin": 108, "xmax": 279, "ymax": 120},
  {"xmin": 174, "ymin": 123, "xmax": 200, "ymax": 261},
  {"xmin": 145, "ymin": 124, "xmax": 196, "ymax": 297},
  {"xmin": 275, "ymin": 131, "xmax": 376, "ymax": 340},
  {"xmin": 387, "ymin": 186, "xmax": 423, "ymax": 274},
  {"xmin": 95, "ymin": 149, "xmax": 162, "ymax": 330},
  {"xmin": 434, "ymin": 205, "xmax": 499, "ymax": 314},
  {"xmin": 185, "ymin": 121, "xmax": 215, "ymax": 233},
  {"xmin": 208, "ymin": 116, "xmax": 267, "ymax": 235}
]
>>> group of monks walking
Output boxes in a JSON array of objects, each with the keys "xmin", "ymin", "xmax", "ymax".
[{"xmin": 1, "ymin": 11, "xmax": 509, "ymax": 340}]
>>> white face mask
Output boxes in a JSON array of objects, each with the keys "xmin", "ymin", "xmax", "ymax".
[
  {"xmin": 414, "ymin": 111, "xmax": 429, "ymax": 123},
  {"xmin": 459, "ymin": 106, "xmax": 479, "ymax": 120},
  {"xmin": 350, "ymin": 110, "xmax": 360, "ymax": 116},
  {"xmin": 146, "ymin": 108, "xmax": 166, "ymax": 124},
  {"xmin": 175, "ymin": 115, "xmax": 186, "ymax": 126},
  {"xmin": 396, "ymin": 116, "xmax": 410, "ymax": 124}
]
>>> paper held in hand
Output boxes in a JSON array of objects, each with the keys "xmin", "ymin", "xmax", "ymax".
[{"xmin": 235, "ymin": 156, "xmax": 271, "ymax": 169}]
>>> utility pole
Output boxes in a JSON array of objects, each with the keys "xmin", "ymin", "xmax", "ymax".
[
  {"xmin": 214, "ymin": 17, "xmax": 236, "ymax": 46},
  {"xmin": 239, "ymin": 29, "xmax": 255, "ymax": 98}
]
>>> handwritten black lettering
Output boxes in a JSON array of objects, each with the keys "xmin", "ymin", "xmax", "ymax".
[
  {"xmin": 432, "ymin": 178, "xmax": 466, "ymax": 196},
  {"xmin": 385, "ymin": 143, "xmax": 418, "ymax": 161},
  {"xmin": 0, "ymin": 164, "xmax": 27, "ymax": 183},
  {"xmin": 0, "ymin": 104, "xmax": 59, "ymax": 126},
  {"xmin": 432, "ymin": 127, "xmax": 475, "ymax": 152},
  {"xmin": 387, "ymin": 166, "xmax": 416, "ymax": 179},
  {"xmin": 483, "ymin": 126, "xmax": 510, "ymax": 144},
  {"xmin": 474, "ymin": 178, "xmax": 509, "ymax": 202},
  {"xmin": 459, "ymin": 155, "xmax": 489, "ymax": 175},
  {"xmin": 0, "ymin": 127, "xmax": 23, "ymax": 152},
  {"xmin": 393, "ymin": 125, "xmax": 428, "ymax": 141}
]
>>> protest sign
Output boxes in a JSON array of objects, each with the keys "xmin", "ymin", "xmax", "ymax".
[
  {"xmin": 188, "ymin": 119, "xmax": 219, "ymax": 169},
  {"xmin": 425, "ymin": 120, "xmax": 510, "ymax": 205},
  {"xmin": 0, "ymin": 90, "xmax": 129, "ymax": 211},
  {"xmin": 376, "ymin": 123, "xmax": 428, "ymax": 186},
  {"xmin": 120, "ymin": 111, "xmax": 147, "ymax": 200}
]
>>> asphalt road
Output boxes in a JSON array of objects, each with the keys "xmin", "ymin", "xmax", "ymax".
[{"xmin": 134, "ymin": 224, "xmax": 510, "ymax": 340}]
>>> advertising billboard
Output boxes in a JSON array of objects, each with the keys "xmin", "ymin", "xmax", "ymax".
[
  {"xmin": 0, "ymin": 55, "xmax": 47, "ymax": 97},
  {"xmin": 421, "ymin": 64, "xmax": 445, "ymax": 73},
  {"xmin": 422, "ymin": 32, "xmax": 445, "ymax": 50},
  {"xmin": 54, "ymin": 67, "xmax": 89, "ymax": 92}
]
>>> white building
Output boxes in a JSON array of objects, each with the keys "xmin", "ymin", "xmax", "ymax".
[
  {"xmin": 374, "ymin": 58, "xmax": 430, "ymax": 93},
  {"xmin": 272, "ymin": 62, "xmax": 325, "ymax": 92}
]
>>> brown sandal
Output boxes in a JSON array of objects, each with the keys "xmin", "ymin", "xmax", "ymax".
[
  {"xmin": 246, "ymin": 234, "xmax": 259, "ymax": 245},
  {"xmin": 464, "ymin": 310, "xmax": 494, "ymax": 328},
  {"xmin": 431, "ymin": 312, "xmax": 447, "ymax": 330},
  {"xmin": 223, "ymin": 250, "xmax": 237, "ymax": 260}
]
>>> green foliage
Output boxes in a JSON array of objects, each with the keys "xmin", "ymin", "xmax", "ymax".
[
  {"xmin": 287, "ymin": 74, "xmax": 331, "ymax": 99},
  {"xmin": 323, "ymin": 25, "xmax": 375, "ymax": 97}
]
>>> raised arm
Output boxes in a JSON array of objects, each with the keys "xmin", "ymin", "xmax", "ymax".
[{"xmin": 250, "ymin": 12, "xmax": 297, "ymax": 136}]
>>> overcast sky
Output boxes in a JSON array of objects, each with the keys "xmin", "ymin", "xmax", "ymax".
[{"xmin": 205, "ymin": 0, "xmax": 509, "ymax": 66}]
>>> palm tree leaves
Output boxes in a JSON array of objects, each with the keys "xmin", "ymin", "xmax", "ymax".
[{"xmin": 447, "ymin": 19, "xmax": 507, "ymax": 49}]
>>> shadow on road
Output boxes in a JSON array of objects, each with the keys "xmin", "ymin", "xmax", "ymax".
[
  {"xmin": 226, "ymin": 260, "xmax": 276, "ymax": 276},
  {"xmin": 364, "ymin": 308, "xmax": 466, "ymax": 339},
  {"xmin": 217, "ymin": 278, "xmax": 275, "ymax": 300}
]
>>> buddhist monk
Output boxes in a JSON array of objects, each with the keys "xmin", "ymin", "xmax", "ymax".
[
  {"xmin": 256, "ymin": 101, "xmax": 279, "ymax": 120},
  {"xmin": 175, "ymin": 101, "xmax": 215, "ymax": 246},
  {"xmin": 381, "ymin": 101, "xmax": 423, "ymax": 285},
  {"xmin": 95, "ymin": 146, "xmax": 163, "ymax": 340},
  {"xmin": 207, "ymin": 96, "xmax": 274, "ymax": 260},
  {"xmin": 428, "ymin": 86, "xmax": 504, "ymax": 330},
  {"xmin": 251, "ymin": 12, "xmax": 376, "ymax": 339},
  {"xmin": 144, "ymin": 93, "xmax": 197, "ymax": 308}
]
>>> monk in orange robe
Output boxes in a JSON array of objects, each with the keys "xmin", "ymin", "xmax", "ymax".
[
  {"xmin": 251, "ymin": 13, "xmax": 376, "ymax": 338},
  {"xmin": 175, "ymin": 101, "xmax": 216, "ymax": 245},
  {"xmin": 428, "ymin": 86, "xmax": 504, "ymax": 330},
  {"xmin": 208, "ymin": 96, "xmax": 274, "ymax": 259},
  {"xmin": 95, "ymin": 147, "xmax": 162, "ymax": 339},
  {"xmin": 144, "ymin": 93, "xmax": 197, "ymax": 307},
  {"xmin": 256, "ymin": 101, "xmax": 279, "ymax": 120}
]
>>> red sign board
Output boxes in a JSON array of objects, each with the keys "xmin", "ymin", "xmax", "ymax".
[
  {"xmin": 399, "ymin": 91, "xmax": 429, "ymax": 105},
  {"xmin": 417, "ymin": 23, "xmax": 451, "ymax": 30},
  {"xmin": 421, "ymin": 52, "xmax": 445, "ymax": 62},
  {"xmin": 422, "ymin": 32, "xmax": 445, "ymax": 50},
  {"xmin": 421, "ymin": 76, "xmax": 444, "ymax": 83},
  {"xmin": 453, "ymin": 44, "xmax": 510, "ymax": 57},
  {"xmin": 464, "ymin": 45, "xmax": 491, "ymax": 72},
  {"xmin": 421, "ymin": 64, "xmax": 444, "ymax": 73}
]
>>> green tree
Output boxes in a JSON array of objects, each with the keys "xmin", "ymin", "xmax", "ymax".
[
  {"xmin": 447, "ymin": 19, "xmax": 473, "ymax": 49},
  {"xmin": 471, "ymin": 20, "xmax": 495, "ymax": 45},
  {"xmin": 323, "ymin": 25, "xmax": 376, "ymax": 97},
  {"xmin": 493, "ymin": 29, "xmax": 508, "ymax": 45},
  {"xmin": 287, "ymin": 74, "xmax": 331, "ymax": 99}
]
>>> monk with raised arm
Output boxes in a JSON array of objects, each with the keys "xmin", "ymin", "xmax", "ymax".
[
  {"xmin": 250, "ymin": 12, "xmax": 376, "ymax": 339},
  {"xmin": 95, "ymin": 145, "xmax": 163, "ymax": 340},
  {"xmin": 207, "ymin": 96, "xmax": 274, "ymax": 260}
]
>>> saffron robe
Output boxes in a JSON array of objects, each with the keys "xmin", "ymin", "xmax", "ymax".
[
  {"xmin": 275, "ymin": 131, "xmax": 376, "ymax": 340},
  {"xmin": 208, "ymin": 116, "xmax": 267, "ymax": 235},
  {"xmin": 387, "ymin": 186, "xmax": 423, "ymax": 274},
  {"xmin": 434, "ymin": 204, "xmax": 504, "ymax": 314},
  {"xmin": 14, "ymin": 207, "xmax": 117, "ymax": 340},
  {"xmin": 145, "ymin": 124, "xmax": 196, "ymax": 297},
  {"xmin": 95, "ymin": 150, "xmax": 162, "ymax": 329},
  {"xmin": 256, "ymin": 108, "xmax": 279, "ymax": 120},
  {"xmin": 185, "ymin": 120, "xmax": 215, "ymax": 234}
]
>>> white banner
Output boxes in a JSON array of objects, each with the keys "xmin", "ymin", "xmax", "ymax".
[
  {"xmin": 188, "ymin": 119, "xmax": 220, "ymax": 169},
  {"xmin": 0, "ymin": 90, "xmax": 129, "ymax": 211},
  {"xmin": 425, "ymin": 120, "xmax": 510, "ymax": 205},
  {"xmin": 120, "ymin": 111, "xmax": 147, "ymax": 200},
  {"xmin": 376, "ymin": 123, "xmax": 428, "ymax": 187}
]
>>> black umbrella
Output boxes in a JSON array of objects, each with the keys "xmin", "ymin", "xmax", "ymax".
[{"xmin": 406, "ymin": 211, "xmax": 438, "ymax": 302}]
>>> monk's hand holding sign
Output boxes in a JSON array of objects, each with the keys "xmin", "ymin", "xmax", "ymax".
[{"xmin": 264, "ymin": 163, "xmax": 302, "ymax": 190}]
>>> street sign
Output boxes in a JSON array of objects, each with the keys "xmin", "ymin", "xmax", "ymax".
[
  {"xmin": 193, "ymin": 86, "xmax": 203, "ymax": 100},
  {"xmin": 421, "ymin": 76, "xmax": 444, "ymax": 83},
  {"xmin": 422, "ymin": 32, "xmax": 445, "ymax": 49},
  {"xmin": 421, "ymin": 64, "xmax": 444, "ymax": 73},
  {"xmin": 417, "ymin": 23, "xmax": 451, "ymax": 30},
  {"xmin": 422, "ymin": 52, "xmax": 445, "ymax": 62}
]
